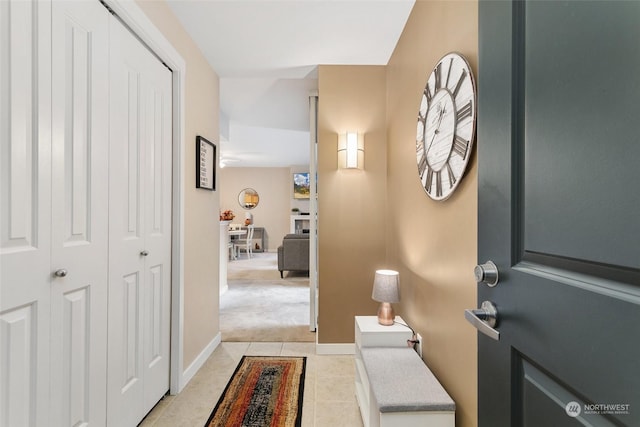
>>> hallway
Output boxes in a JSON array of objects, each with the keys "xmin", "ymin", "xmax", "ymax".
[{"xmin": 139, "ymin": 255, "xmax": 347, "ymax": 425}]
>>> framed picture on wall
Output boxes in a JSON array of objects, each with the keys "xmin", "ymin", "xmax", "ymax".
[
  {"xmin": 293, "ymin": 172, "xmax": 310, "ymax": 199},
  {"xmin": 196, "ymin": 135, "xmax": 216, "ymax": 191}
]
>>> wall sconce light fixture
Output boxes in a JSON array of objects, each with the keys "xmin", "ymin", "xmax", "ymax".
[{"xmin": 338, "ymin": 131, "xmax": 364, "ymax": 169}]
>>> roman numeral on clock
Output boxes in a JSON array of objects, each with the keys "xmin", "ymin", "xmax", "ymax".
[
  {"xmin": 418, "ymin": 109, "xmax": 426, "ymax": 124},
  {"xmin": 446, "ymin": 162, "xmax": 457, "ymax": 186},
  {"xmin": 434, "ymin": 62, "xmax": 442, "ymax": 90},
  {"xmin": 452, "ymin": 69, "xmax": 467, "ymax": 98},
  {"xmin": 424, "ymin": 85, "xmax": 433, "ymax": 103},
  {"xmin": 435, "ymin": 171, "xmax": 443, "ymax": 198},
  {"xmin": 445, "ymin": 57, "xmax": 453, "ymax": 89},
  {"xmin": 453, "ymin": 135, "xmax": 469, "ymax": 158},
  {"xmin": 456, "ymin": 100, "xmax": 473, "ymax": 122},
  {"xmin": 425, "ymin": 168, "xmax": 434, "ymax": 192},
  {"xmin": 418, "ymin": 154, "xmax": 428, "ymax": 178}
]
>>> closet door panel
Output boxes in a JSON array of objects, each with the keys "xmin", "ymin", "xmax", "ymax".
[
  {"xmin": 108, "ymin": 53, "xmax": 145, "ymax": 425},
  {"xmin": 141, "ymin": 65, "xmax": 172, "ymax": 410},
  {"xmin": 0, "ymin": 305, "xmax": 40, "ymax": 427},
  {"xmin": 0, "ymin": 0, "xmax": 42, "ymax": 251},
  {"xmin": 50, "ymin": 1, "xmax": 109, "ymax": 426},
  {"xmin": 60, "ymin": 287, "xmax": 92, "ymax": 424},
  {"xmin": 108, "ymin": 16, "xmax": 172, "ymax": 426},
  {"xmin": 0, "ymin": 1, "xmax": 52, "ymax": 426}
]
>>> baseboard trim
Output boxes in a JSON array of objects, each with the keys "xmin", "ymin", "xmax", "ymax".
[
  {"xmin": 180, "ymin": 332, "xmax": 221, "ymax": 391},
  {"xmin": 315, "ymin": 342, "xmax": 355, "ymax": 355}
]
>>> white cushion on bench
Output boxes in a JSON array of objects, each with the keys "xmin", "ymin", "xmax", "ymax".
[{"xmin": 360, "ymin": 347, "xmax": 455, "ymax": 413}]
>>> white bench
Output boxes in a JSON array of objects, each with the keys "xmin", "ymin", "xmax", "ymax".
[{"xmin": 358, "ymin": 347, "xmax": 455, "ymax": 427}]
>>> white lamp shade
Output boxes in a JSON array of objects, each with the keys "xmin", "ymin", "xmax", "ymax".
[
  {"xmin": 372, "ymin": 269, "xmax": 400, "ymax": 303},
  {"xmin": 338, "ymin": 132, "xmax": 364, "ymax": 169}
]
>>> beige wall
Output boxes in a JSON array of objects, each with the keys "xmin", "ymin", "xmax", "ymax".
[
  {"xmin": 219, "ymin": 167, "xmax": 298, "ymax": 251},
  {"xmin": 135, "ymin": 0, "xmax": 221, "ymax": 370},
  {"xmin": 317, "ymin": 2, "xmax": 478, "ymax": 426},
  {"xmin": 386, "ymin": 3, "xmax": 478, "ymax": 426},
  {"xmin": 317, "ymin": 65, "xmax": 388, "ymax": 343}
]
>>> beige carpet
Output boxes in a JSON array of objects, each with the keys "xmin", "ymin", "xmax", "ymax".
[{"xmin": 221, "ymin": 252, "xmax": 315, "ymax": 342}]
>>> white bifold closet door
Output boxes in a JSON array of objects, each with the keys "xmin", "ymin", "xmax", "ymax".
[
  {"xmin": 50, "ymin": 2, "xmax": 111, "ymax": 425},
  {"xmin": 0, "ymin": 1, "xmax": 54, "ymax": 426},
  {"xmin": 2, "ymin": 1, "xmax": 110, "ymax": 426},
  {"xmin": 107, "ymin": 14, "xmax": 172, "ymax": 427}
]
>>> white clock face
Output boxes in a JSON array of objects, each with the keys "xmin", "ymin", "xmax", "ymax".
[{"xmin": 416, "ymin": 53, "xmax": 476, "ymax": 201}]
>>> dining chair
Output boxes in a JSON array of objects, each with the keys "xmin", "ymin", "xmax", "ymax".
[
  {"xmin": 234, "ymin": 225, "xmax": 255, "ymax": 259},
  {"xmin": 227, "ymin": 239, "xmax": 236, "ymax": 260}
]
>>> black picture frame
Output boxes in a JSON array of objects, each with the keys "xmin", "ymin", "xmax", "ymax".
[{"xmin": 196, "ymin": 136, "xmax": 216, "ymax": 191}]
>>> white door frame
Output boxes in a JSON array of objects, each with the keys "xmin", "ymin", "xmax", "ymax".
[
  {"xmin": 308, "ymin": 92, "xmax": 318, "ymax": 332},
  {"xmin": 104, "ymin": 0, "xmax": 187, "ymax": 394}
]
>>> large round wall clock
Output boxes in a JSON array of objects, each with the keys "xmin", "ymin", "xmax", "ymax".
[{"xmin": 416, "ymin": 52, "xmax": 477, "ymax": 201}]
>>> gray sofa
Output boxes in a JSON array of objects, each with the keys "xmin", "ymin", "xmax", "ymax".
[{"xmin": 277, "ymin": 234, "xmax": 309, "ymax": 278}]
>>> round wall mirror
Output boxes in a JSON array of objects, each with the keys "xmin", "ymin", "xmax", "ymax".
[{"xmin": 238, "ymin": 188, "xmax": 259, "ymax": 210}]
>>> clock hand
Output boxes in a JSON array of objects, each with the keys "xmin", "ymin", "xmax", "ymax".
[
  {"xmin": 436, "ymin": 105, "xmax": 446, "ymax": 133},
  {"xmin": 426, "ymin": 105, "xmax": 447, "ymax": 154}
]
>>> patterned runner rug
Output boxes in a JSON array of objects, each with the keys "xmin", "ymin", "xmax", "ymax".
[{"xmin": 204, "ymin": 356, "xmax": 306, "ymax": 427}]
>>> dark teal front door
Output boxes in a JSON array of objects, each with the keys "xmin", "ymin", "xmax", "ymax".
[{"xmin": 477, "ymin": 1, "xmax": 640, "ymax": 425}]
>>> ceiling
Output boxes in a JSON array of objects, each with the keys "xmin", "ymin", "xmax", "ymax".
[{"xmin": 166, "ymin": 0, "xmax": 415, "ymax": 167}]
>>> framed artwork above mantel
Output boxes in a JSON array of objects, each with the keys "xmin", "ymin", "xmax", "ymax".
[{"xmin": 293, "ymin": 172, "xmax": 310, "ymax": 199}]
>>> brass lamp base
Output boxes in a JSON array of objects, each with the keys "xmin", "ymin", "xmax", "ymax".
[{"xmin": 377, "ymin": 302, "xmax": 395, "ymax": 326}]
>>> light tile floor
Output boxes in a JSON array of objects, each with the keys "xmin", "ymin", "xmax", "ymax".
[{"xmin": 139, "ymin": 342, "xmax": 364, "ymax": 427}]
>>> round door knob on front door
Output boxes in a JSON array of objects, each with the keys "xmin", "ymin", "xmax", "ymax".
[
  {"xmin": 54, "ymin": 269, "xmax": 68, "ymax": 278},
  {"xmin": 140, "ymin": 250, "xmax": 149, "ymax": 256},
  {"xmin": 474, "ymin": 260, "xmax": 499, "ymax": 287}
]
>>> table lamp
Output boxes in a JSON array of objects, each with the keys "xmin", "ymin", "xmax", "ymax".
[{"xmin": 372, "ymin": 269, "xmax": 400, "ymax": 326}]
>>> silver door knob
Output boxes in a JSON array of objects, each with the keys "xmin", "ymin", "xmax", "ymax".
[
  {"xmin": 54, "ymin": 269, "xmax": 68, "ymax": 278},
  {"xmin": 464, "ymin": 301, "xmax": 500, "ymax": 341},
  {"xmin": 474, "ymin": 261, "xmax": 499, "ymax": 287},
  {"xmin": 140, "ymin": 250, "xmax": 149, "ymax": 256}
]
